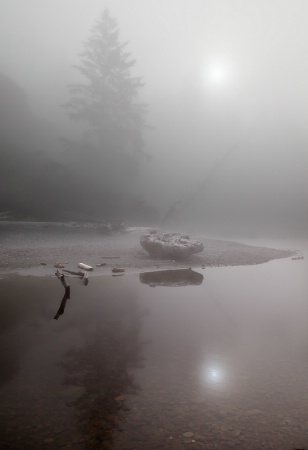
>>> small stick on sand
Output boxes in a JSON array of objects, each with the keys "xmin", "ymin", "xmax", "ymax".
[{"xmin": 101, "ymin": 256, "xmax": 120, "ymax": 259}]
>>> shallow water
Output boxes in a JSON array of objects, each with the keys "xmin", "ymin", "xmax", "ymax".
[{"xmin": 0, "ymin": 242, "xmax": 308, "ymax": 449}]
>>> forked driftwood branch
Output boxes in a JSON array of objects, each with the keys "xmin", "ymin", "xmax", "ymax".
[
  {"xmin": 63, "ymin": 269, "xmax": 89, "ymax": 285},
  {"xmin": 54, "ymin": 270, "xmax": 71, "ymax": 320}
]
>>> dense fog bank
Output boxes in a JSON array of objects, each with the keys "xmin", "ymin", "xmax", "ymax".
[{"xmin": 0, "ymin": 1, "xmax": 307, "ymax": 237}]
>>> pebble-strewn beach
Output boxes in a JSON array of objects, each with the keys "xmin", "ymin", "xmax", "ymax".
[{"xmin": 0, "ymin": 221, "xmax": 296, "ymax": 275}]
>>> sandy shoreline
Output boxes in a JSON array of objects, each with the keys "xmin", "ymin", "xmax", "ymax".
[{"xmin": 0, "ymin": 222, "xmax": 297, "ymax": 276}]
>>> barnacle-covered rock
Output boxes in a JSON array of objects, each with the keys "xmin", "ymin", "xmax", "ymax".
[{"xmin": 140, "ymin": 232, "xmax": 204, "ymax": 259}]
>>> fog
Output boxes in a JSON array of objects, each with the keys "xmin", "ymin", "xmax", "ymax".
[{"xmin": 0, "ymin": 0, "xmax": 307, "ymax": 236}]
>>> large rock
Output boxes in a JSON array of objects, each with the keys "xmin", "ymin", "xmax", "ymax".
[{"xmin": 140, "ymin": 232, "xmax": 204, "ymax": 259}]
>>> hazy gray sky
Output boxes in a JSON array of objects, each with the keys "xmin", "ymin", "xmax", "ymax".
[
  {"xmin": 1, "ymin": 0, "xmax": 307, "ymax": 124},
  {"xmin": 0, "ymin": 0, "xmax": 307, "ymax": 232}
]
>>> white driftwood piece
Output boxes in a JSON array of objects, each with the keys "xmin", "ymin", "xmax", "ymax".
[
  {"xmin": 78, "ymin": 262, "xmax": 94, "ymax": 271},
  {"xmin": 140, "ymin": 232, "xmax": 204, "ymax": 259}
]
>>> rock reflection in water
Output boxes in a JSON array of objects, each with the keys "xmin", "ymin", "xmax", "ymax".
[{"xmin": 139, "ymin": 268, "xmax": 204, "ymax": 287}]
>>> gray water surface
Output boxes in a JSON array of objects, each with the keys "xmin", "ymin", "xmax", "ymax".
[{"xmin": 0, "ymin": 245, "xmax": 307, "ymax": 449}]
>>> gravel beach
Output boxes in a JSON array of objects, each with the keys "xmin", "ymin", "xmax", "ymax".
[{"xmin": 0, "ymin": 221, "xmax": 297, "ymax": 276}]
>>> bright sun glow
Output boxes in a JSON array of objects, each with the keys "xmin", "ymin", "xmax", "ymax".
[
  {"xmin": 202, "ymin": 60, "xmax": 233, "ymax": 89},
  {"xmin": 208, "ymin": 65, "xmax": 227, "ymax": 83}
]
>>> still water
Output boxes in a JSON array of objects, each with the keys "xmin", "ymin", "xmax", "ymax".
[{"xmin": 0, "ymin": 245, "xmax": 308, "ymax": 450}]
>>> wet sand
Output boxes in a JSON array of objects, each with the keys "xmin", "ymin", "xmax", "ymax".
[{"xmin": 0, "ymin": 221, "xmax": 296, "ymax": 275}]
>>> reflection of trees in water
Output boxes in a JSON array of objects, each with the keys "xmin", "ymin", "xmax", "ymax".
[
  {"xmin": 60, "ymin": 293, "xmax": 148, "ymax": 449},
  {"xmin": 0, "ymin": 277, "xmax": 49, "ymax": 388}
]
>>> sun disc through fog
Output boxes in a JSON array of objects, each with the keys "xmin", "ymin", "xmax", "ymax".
[{"xmin": 202, "ymin": 61, "xmax": 233, "ymax": 89}]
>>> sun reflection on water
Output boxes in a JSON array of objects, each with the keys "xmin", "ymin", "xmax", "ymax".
[
  {"xmin": 207, "ymin": 366, "xmax": 223, "ymax": 382},
  {"xmin": 201, "ymin": 360, "xmax": 228, "ymax": 389}
]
